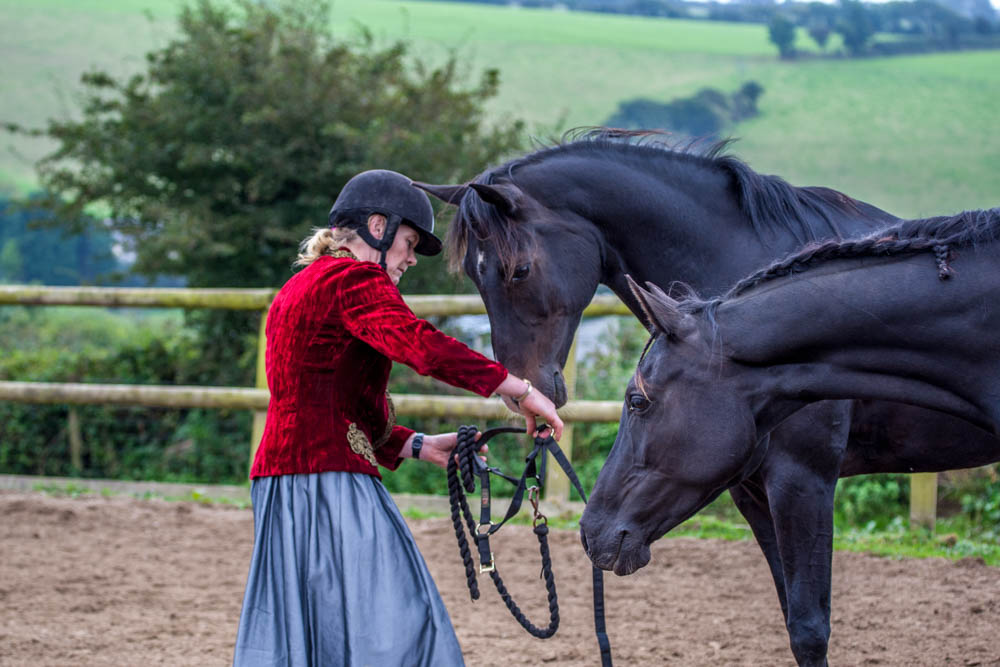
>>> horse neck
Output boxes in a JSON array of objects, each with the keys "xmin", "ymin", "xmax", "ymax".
[
  {"xmin": 586, "ymin": 158, "xmax": 770, "ymax": 295},
  {"xmin": 718, "ymin": 252, "xmax": 999, "ymax": 434},
  {"xmin": 533, "ymin": 151, "xmax": 886, "ymax": 300}
]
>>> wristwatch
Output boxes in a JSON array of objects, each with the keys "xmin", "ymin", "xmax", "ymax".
[{"xmin": 411, "ymin": 432, "xmax": 425, "ymax": 459}]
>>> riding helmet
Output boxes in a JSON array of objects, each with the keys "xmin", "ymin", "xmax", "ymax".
[{"xmin": 329, "ymin": 169, "xmax": 442, "ymax": 257}]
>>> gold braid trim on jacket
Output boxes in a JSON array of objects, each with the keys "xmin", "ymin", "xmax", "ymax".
[{"xmin": 347, "ymin": 423, "xmax": 377, "ymax": 466}]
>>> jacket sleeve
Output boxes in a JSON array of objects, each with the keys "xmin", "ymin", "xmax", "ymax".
[
  {"xmin": 376, "ymin": 425, "xmax": 414, "ymax": 471},
  {"xmin": 337, "ymin": 262, "xmax": 508, "ymax": 397}
]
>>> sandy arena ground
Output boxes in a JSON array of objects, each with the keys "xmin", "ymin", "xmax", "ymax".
[{"xmin": 2, "ymin": 490, "xmax": 1000, "ymax": 666}]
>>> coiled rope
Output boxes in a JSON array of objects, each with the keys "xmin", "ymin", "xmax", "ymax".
[
  {"xmin": 448, "ymin": 424, "xmax": 558, "ymax": 637},
  {"xmin": 446, "ymin": 424, "xmax": 613, "ymax": 665}
]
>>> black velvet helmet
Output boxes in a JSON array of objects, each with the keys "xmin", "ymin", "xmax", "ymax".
[{"xmin": 329, "ymin": 170, "xmax": 442, "ymax": 262}]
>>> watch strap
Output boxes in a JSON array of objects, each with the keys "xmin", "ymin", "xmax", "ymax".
[{"xmin": 411, "ymin": 432, "xmax": 425, "ymax": 459}]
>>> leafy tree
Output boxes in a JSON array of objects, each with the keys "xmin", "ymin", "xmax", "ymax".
[
  {"xmin": 837, "ymin": 0, "xmax": 876, "ymax": 55},
  {"xmin": 804, "ymin": 1, "xmax": 839, "ymax": 51},
  {"xmin": 768, "ymin": 14, "xmax": 798, "ymax": 59},
  {"xmin": 605, "ymin": 81, "xmax": 765, "ymax": 139},
  {"xmin": 14, "ymin": 0, "xmax": 524, "ymax": 296},
  {"xmin": 808, "ymin": 24, "xmax": 832, "ymax": 50},
  {"xmin": 10, "ymin": 0, "xmax": 525, "ymax": 387}
]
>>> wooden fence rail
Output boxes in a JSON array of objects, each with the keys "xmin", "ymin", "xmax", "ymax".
[
  {"xmin": 0, "ymin": 285, "xmax": 629, "ymax": 504},
  {"xmin": 0, "ymin": 381, "xmax": 623, "ymax": 422},
  {"xmin": 0, "ymin": 286, "xmax": 632, "ymax": 317},
  {"xmin": 0, "ymin": 285, "xmax": 939, "ymax": 525}
]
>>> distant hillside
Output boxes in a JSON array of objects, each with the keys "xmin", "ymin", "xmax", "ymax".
[
  {"xmin": 1, "ymin": 0, "xmax": 998, "ymax": 218},
  {"xmin": 421, "ymin": 0, "xmax": 997, "ymax": 21}
]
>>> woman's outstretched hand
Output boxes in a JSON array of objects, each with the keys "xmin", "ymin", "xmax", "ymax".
[
  {"xmin": 495, "ymin": 374, "xmax": 564, "ymax": 441},
  {"xmin": 518, "ymin": 389, "xmax": 563, "ymax": 441}
]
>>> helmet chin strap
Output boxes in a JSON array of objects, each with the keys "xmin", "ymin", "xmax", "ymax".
[{"xmin": 352, "ymin": 213, "xmax": 403, "ymax": 271}]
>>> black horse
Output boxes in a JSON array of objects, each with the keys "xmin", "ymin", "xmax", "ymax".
[
  {"xmin": 580, "ymin": 206, "xmax": 1000, "ymax": 606},
  {"xmin": 416, "ymin": 131, "xmax": 999, "ymax": 666}
]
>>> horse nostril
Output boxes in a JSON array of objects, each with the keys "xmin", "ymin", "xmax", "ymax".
[
  {"xmin": 552, "ymin": 371, "xmax": 568, "ymax": 408},
  {"xmin": 580, "ymin": 529, "xmax": 590, "ymax": 553}
]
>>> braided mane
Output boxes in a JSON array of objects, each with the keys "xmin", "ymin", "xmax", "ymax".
[{"xmin": 720, "ymin": 208, "xmax": 1000, "ymax": 302}]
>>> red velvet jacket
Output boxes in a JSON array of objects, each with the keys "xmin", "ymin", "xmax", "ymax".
[{"xmin": 250, "ymin": 252, "xmax": 508, "ymax": 479}]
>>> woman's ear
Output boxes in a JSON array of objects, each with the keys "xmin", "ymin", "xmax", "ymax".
[{"xmin": 367, "ymin": 213, "xmax": 387, "ymax": 240}]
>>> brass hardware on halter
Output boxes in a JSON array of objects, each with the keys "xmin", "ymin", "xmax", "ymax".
[
  {"xmin": 477, "ymin": 523, "xmax": 496, "ymax": 572},
  {"xmin": 480, "ymin": 552, "xmax": 495, "ymax": 573},
  {"xmin": 528, "ymin": 485, "xmax": 548, "ymax": 528}
]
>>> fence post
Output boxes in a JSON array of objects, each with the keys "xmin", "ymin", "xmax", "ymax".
[
  {"xmin": 910, "ymin": 472, "xmax": 938, "ymax": 530},
  {"xmin": 249, "ymin": 308, "xmax": 269, "ymax": 474},
  {"xmin": 545, "ymin": 335, "xmax": 578, "ymax": 507},
  {"xmin": 68, "ymin": 408, "xmax": 84, "ymax": 471}
]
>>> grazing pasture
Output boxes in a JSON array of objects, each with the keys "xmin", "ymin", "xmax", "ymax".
[{"xmin": 1, "ymin": 0, "xmax": 998, "ymax": 216}]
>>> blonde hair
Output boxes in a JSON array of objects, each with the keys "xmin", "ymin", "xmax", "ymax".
[{"xmin": 295, "ymin": 226, "xmax": 360, "ymax": 267}]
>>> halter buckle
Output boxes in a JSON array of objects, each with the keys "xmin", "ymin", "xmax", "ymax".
[{"xmin": 479, "ymin": 552, "xmax": 496, "ymax": 574}]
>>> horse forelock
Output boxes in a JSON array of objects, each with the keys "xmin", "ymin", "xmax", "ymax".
[{"xmin": 446, "ymin": 169, "xmax": 527, "ymax": 280}]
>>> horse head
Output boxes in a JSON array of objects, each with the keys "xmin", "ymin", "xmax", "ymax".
[
  {"xmin": 579, "ymin": 276, "xmax": 765, "ymax": 576},
  {"xmin": 415, "ymin": 174, "xmax": 605, "ymax": 407}
]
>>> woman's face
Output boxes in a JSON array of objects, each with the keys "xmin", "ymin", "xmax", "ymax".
[{"xmin": 383, "ymin": 224, "xmax": 419, "ymax": 285}]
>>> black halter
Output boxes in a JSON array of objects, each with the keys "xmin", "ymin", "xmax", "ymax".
[{"xmin": 447, "ymin": 425, "xmax": 613, "ymax": 666}]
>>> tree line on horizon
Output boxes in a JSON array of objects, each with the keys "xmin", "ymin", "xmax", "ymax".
[{"xmin": 438, "ymin": 0, "xmax": 1000, "ymax": 58}]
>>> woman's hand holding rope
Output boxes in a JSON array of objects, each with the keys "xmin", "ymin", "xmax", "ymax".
[
  {"xmin": 405, "ymin": 431, "xmax": 487, "ymax": 470},
  {"xmin": 405, "ymin": 374, "xmax": 563, "ymax": 469}
]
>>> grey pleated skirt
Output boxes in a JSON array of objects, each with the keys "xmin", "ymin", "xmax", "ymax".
[{"xmin": 233, "ymin": 471, "xmax": 465, "ymax": 667}]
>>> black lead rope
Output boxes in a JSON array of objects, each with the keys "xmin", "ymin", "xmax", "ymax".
[{"xmin": 447, "ymin": 425, "xmax": 613, "ymax": 666}]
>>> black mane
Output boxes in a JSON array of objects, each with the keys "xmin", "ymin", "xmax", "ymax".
[
  {"xmin": 446, "ymin": 128, "xmax": 871, "ymax": 273},
  {"xmin": 720, "ymin": 207, "xmax": 1000, "ymax": 302}
]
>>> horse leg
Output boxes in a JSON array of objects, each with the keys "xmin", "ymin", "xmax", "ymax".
[
  {"xmin": 729, "ymin": 474, "xmax": 789, "ymax": 621},
  {"xmin": 760, "ymin": 401, "xmax": 850, "ymax": 667}
]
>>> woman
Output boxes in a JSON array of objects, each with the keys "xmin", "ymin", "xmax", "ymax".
[{"xmin": 233, "ymin": 169, "xmax": 563, "ymax": 666}]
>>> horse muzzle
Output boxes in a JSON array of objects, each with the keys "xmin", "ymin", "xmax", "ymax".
[{"xmin": 580, "ymin": 514, "xmax": 652, "ymax": 576}]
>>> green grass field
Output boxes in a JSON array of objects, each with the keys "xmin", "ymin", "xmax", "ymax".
[{"xmin": 2, "ymin": 0, "xmax": 998, "ymax": 217}]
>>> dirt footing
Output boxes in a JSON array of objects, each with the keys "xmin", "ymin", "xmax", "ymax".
[{"xmin": 2, "ymin": 491, "xmax": 999, "ymax": 666}]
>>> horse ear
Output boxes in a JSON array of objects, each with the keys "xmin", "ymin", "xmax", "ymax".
[
  {"xmin": 469, "ymin": 183, "xmax": 521, "ymax": 215},
  {"xmin": 643, "ymin": 281, "xmax": 686, "ymax": 336},
  {"xmin": 411, "ymin": 182, "xmax": 469, "ymax": 206},
  {"xmin": 625, "ymin": 275, "xmax": 684, "ymax": 337}
]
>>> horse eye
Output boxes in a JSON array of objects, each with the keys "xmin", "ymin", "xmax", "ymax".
[
  {"xmin": 627, "ymin": 394, "xmax": 650, "ymax": 413},
  {"xmin": 512, "ymin": 263, "xmax": 530, "ymax": 282}
]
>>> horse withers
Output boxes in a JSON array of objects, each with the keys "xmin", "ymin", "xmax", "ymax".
[{"xmin": 580, "ymin": 208, "xmax": 1000, "ymax": 582}]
